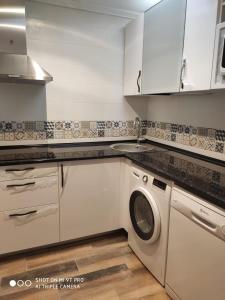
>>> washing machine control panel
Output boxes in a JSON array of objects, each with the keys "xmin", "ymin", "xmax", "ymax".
[
  {"xmin": 142, "ymin": 175, "xmax": 148, "ymax": 183},
  {"xmin": 222, "ymin": 225, "xmax": 225, "ymax": 235}
]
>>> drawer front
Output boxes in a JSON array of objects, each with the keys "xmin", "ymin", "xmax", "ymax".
[
  {"xmin": 0, "ymin": 176, "xmax": 58, "ymax": 211},
  {"xmin": 0, "ymin": 164, "xmax": 58, "ymax": 182},
  {"xmin": 0, "ymin": 204, "xmax": 59, "ymax": 255}
]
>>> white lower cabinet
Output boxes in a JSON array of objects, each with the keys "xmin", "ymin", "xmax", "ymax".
[
  {"xmin": 60, "ymin": 158, "xmax": 121, "ymax": 241},
  {"xmin": 0, "ymin": 158, "xmax": 124, "ymax": 254},
  {"xmin": 0, "ymin": 163, "xmax": 59, "ymax": 255},
  {"xmin": 0, "ymin": 204, "xmax": 59, "ymax": 255}
]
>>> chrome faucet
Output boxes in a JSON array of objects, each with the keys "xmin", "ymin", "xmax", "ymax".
[{"xmin": 134, "ymin": 117, "xmax": 142, "ymax": 144}]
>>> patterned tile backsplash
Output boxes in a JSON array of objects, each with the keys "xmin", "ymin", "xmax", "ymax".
[
  {"xmin": 0, "ymin": 119, "xmax": 224, "ymax": 156},
  {"xmin": 0, "ymin": 120, "xmax": 145, "ymax": 141},
  {"xmin": 146, "ymin": 121, "xmax": 225, "ymax": 155}
]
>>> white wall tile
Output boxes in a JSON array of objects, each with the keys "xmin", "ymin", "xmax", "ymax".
[
  {"xmin": 146, "ymin": 92, "xmax": 225, "ymax": 130},
  {"xmin": 0, "ymin": 83, "xmax": 47, "ymax": 121},
  {"xmin": 0, "ymin": 1, "xmax": 146, "ymax": 128}
]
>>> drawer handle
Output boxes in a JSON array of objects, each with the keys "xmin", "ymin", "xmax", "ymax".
[
  {"xmin": 5, "ymin": 167, "xmax": 35, "ymax": 173},
  {"xmin": 9, "ymin": 210, "xmax": 37, "ymax": 217},
  {"xmin": 6, "ymin": 182, "xmax": 36, "ymax": 188}
]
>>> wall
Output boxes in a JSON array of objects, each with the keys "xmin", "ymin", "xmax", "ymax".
[
  {"xmin": 1, "ymin": 1, "xmax": 224, "ymax": 162},
  {"xmin": 146, "ymin": 92, "xmax": 225, "ymax": 129},
  {"xmin": 145, "ymin": 92, "xmax": 225, "ymax": 160},
  {"xmin": 0, "ymin": 1, "xmax": 147, "ymax": 146}
]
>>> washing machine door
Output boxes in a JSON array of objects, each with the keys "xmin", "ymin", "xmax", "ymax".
[{"xmin": 129, "ymin": 187, "xmax": 161, "ymax": 244}]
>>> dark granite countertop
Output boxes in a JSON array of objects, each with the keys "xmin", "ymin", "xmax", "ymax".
[
  {"xmin": 127, "ymin": 150, "xmax": 225, "ymax": 210},
  {"xmin": 0, "ymin": 141, "xmax": 224, "ymax": 210}
]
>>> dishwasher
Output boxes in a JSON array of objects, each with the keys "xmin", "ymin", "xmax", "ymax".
[{"xmin": 165, "ymin": 187, "xmax": 225, "ymax": 300}]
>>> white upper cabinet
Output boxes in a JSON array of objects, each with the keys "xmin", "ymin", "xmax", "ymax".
[
  {"xmin": 141, "ymin": 0, "xmax": 186, "ymax": 94},
  {"xmin": 181, "ymin": 0, "xmax": 218, "ymax": 92},
  {"xmin": 211, "ymin": 2, "xmax": 225, "ymax": 89},
  {"xmin": 123, "ymin": 0, "xmax": 219, "ymax": 95},
  {"xmin": 124, "ymin": 14, "xmax": 144, "ymax": 96}
]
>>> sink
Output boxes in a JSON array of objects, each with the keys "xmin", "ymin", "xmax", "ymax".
[{"xmin": 110, "ymin": 143, "xmax": 154, "ymax": 153}]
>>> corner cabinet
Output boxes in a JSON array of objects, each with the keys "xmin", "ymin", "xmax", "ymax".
[
  {"xmin": 141, "ymin": 0, "xmax": 186, "ymax": 94},
  {"xmin": 60, "ymin": 159, "xmax": 121, "ymax": 242},
  {"xmin": 123, "ymin": 14, "xmax": 144, "ymax": 96},
  {"xmin": 181, "ymin": 0, "xmax": 218, "ymax": 92}
]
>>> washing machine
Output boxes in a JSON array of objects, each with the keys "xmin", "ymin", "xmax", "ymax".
[{"xmin": 128, "ymin": 165, "xmax": 172, "ymax": 286}]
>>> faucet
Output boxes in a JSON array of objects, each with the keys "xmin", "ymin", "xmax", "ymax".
[{"xmin": 134, "ymin": 117, "xmax": 142, "ymax": 144}]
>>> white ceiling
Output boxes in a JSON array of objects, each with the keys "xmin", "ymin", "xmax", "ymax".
[
  {"xmin": 31, "ymin": 0, "xmax": 161, "ymax": 18},
  {"xmin": 67, "ymin": 0, "xmax": 158, "ymax": 12}
]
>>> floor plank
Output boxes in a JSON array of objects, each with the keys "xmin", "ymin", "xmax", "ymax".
[
  {"xmin": 0, "ymin": 257, "xmax": 27, "ymax": 277},
  {"xmin": 0, "ymin": 231, "xmax": 170, "ymax": 300}
]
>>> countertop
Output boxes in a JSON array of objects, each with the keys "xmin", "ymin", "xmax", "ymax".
[{"xmin": 0, "ymin": 141, "xmax": 224, "ymax": 210}]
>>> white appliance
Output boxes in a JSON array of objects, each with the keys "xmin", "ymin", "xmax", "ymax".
[
  {"xmin": 128, "ymin": 165, "xmax": 172, "ymax": 285},
  {"xmin": 166, "ymin": 188, "xmax": 225, "ymax": 300}
]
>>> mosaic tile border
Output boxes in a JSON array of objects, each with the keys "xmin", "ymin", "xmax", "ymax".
[
  {"xmin": 0, "ymin": 119, "xmax": 224, "ymax": 156},
  {"xmin": 146, "ymin": 121, "xmax": 225, "ymax": 155},
  {"xmin": 0, "ymin": 120, "xmax": 146, "ymax": 142}
]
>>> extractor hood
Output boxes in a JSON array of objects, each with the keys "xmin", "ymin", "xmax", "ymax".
[{"xmin": 0, "ymin": 0, "xmax": 53, "ymax": 84}]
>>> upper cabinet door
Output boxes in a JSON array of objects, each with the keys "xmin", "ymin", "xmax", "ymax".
[
  {"xmin": 142, "ymin": 0, "xmax": 186, "ymax": 94},
  {"xmin": 181, "ymin": 0, "xmax": 218, "ymax": 92},
  {"xmin": 124, "ymin": 14, "xmax": 144, "ymax": 96}
]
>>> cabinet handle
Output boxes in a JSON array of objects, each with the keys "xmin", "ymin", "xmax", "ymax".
[
  {"xmin": 180, "ymin": 58, "xmax": 186, "ymax": 89},
  {"xmin": 137, "ymin": 70, "xmax": 141, "ymax": 93},
  {"xmin": 61, "ymin": 164, "xmax": 64, "ymax": 188},
  {"xmin": 5, "ymin": 167, "xmax": 35, "ymax": 173},
  {"xmin": 221, "ymin": 37, "xmax": 225, "ymax": 71},
  {"xmin": 6, "ymin": 182, "xmax": 35, "ymax": 188},
  {"xmin": 9, "ymin": 210, "xmax": 37, "ymax": 217}
]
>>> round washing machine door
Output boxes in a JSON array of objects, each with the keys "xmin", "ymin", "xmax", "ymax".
[{"xmin": 129, "ymin": 187, "xmax": 161, "ymax": 244}]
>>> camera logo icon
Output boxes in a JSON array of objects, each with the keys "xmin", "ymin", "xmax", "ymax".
[{"xmin": 9, "ymin": 279, "xmax": 32, "ymax": 287}]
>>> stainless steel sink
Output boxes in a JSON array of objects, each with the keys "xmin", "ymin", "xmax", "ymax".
[{"xmin": 110, "ymin": 143, "xmax": 154, "ymax": 153}]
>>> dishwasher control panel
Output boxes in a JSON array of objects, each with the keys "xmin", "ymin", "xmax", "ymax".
[{"xmin": 172, "ymin": 188, "xmax": 225, "ymax": 242}]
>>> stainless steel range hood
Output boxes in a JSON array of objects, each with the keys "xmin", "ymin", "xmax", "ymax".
[{"xmin": 0, "ymin": 0, "xmax": 53, "ymax": 84}]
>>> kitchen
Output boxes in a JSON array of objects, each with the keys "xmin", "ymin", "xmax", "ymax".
[{"xmin": 0, "ymin": 0, "xmax": 224, "ymax": 299}]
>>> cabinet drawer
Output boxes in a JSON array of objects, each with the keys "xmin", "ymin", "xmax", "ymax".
[
  {"xmin": 0, "ymin": 204, "xmax": 59, "ymax": 255},
  {"xmin": 0, "ymin": 164, "xmax": 58, "ymax": 182},
  {"xmin": 0, "ymin": 176, "xmax": 58, "ymax": 211}
]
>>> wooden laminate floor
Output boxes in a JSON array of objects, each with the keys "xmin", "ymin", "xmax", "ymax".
[{"xmin": 0, "ymin": 231, "xmax": 170, "ymax": 300}]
